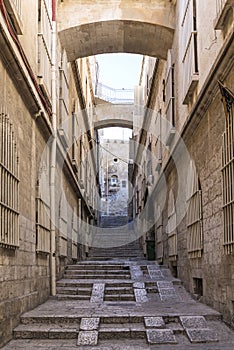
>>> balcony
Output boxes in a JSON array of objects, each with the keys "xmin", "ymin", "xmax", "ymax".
[
  {"xmin": 182, "ymin": 32, "xmax": 199, "ymax": 105},
  {"xmin": 4, "ymin": 0, "xmax": 23, "ymax": 34},
  {"xmin": 95, "ymin": 82, "xmax": 134, "ymax": 104},
  {"xmin": 214, "ymin": 0, "xmax": 234, "ymax": 29}
]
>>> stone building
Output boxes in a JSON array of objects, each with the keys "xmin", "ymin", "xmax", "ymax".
[{"xmin": 0, "ymin": 0, "xmax": 234, "ymax": 347}]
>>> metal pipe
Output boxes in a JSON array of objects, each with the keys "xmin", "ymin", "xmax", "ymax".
[{"xmin": 50, "ymin": 1, "xmax": 57, "ymax": 296}]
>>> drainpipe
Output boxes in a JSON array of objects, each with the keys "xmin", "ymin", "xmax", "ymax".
[{"xmin": 50, "ymin": 0, "xmax": 57, "ymax": 296}]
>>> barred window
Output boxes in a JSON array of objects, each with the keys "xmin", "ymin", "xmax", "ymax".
[
  {"xmin": 165, "ymin": 50, "xmax": 175, "ymax": 127},
  {"xmin": 0, "ymin": 113, "xmax": 19, "ymax": 248},
  {"xmin": 166, "ymin": 190, "xmax": 177, "ymax": 261},
  {"xmin": 58, "ymin": 193, "xmax": 68, "ymax": 257},
  {"xmin": 186, "ymin": 160, "xmax": 203, "ymax": 258},
  {"xmin": 220, "ymin": 83, "xmax": 234, "ymax": 254},
  {"xmin": 36, "ymin": 147, "xmax": 50, "ymax": 254}
]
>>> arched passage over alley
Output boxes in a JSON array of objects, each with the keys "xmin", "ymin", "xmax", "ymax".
[
  {"xmin": 57, "ymin": 0, "xmax": 175, "ymax": 60},
  {"xmin": 94, "ymin": 103, "xmax": 134, "ymax": 130}
]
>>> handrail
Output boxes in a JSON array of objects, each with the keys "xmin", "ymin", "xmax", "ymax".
[{"xmin": 95, "ymin": 82, "xmax": 134, "ymax": 104}]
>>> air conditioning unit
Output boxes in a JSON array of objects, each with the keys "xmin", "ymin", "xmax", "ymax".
[{"xmin": 72, "ymin": 159, "xmax": 78, "ymax": 173}]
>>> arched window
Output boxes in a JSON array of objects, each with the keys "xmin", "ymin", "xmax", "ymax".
[
  {"xmin": 166, "ymin": 189, "xmax": 177, "ymax": 261},
  {"xmin": 186, "ymin": 160, "xmax": 203, "ymax": 258},
  {"xmin": 0, "ymin": 114, "xmax": 19, "ymax": 248}
]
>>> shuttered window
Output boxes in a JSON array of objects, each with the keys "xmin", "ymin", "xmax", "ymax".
[{"xmin": 0, "ymin": 113, "xmax": 19, "ymax": 248}]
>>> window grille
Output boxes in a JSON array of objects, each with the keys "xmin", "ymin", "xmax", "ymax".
[
  {"xmin": 220, "ymin": 83, "xmax": 234, "ymax": 254},
  {"xmin": 181, "ymin": 0, "xmax": 199, "ymax": 104},
  {"xmin": 186, "ymin": 160, "xmax": 203, "ymax": 258},
  {"xmin": 165, "ymin": 50, "xmax": 175, "ymax": 127},
  {"xmin": 58, "ymin": 193, "xmax": 68, "ymax": 257},
  {"xmin": 36, "ymin": 146, "xmax": 50, "ymax": 254},
  {"xmin": 166, "ymin": 190, "xmax": 177, "ymax": 261},
  {"xmin": 38, "ymin": 0, "xmax": 52, "ymax": 97},
  {"xmin": 59, "ymin": 50, "xmax": 69, "ymax": 127},
  {"xmin": 0, "ymin": 113, "xmax": 19, "ymax": 248},
  {"xmin": 72, "ymin": 208, "xmax": 78, "ymax": 260}
]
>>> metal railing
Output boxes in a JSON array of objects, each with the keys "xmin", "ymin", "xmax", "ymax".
[{"xmin": 95, "ymin": 82, "xmax": 134, "ymax": 104}]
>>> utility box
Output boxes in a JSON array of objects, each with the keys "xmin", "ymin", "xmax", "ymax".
[{"xmin": 146, "ymin": 240, "xmax": 155, "ymax": 260}]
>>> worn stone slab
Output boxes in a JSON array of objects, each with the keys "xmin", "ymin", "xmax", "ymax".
[
  {"xmin": 185, "ymin": 328, "xmax": 219, "ymax": 343},
  {"xmin": 144, "ymin": 317, "xmax": 165, "ymax": 328},
  {"xmin": 77, "ymin": 330, "xmax": 98, "ymax": 346},
  {"xmin": 147, "ymin": 266, "xmax": 163, "ymax": 279},
  {"xmin": 134, "ymin": 288, "xmax": 148, "ymax": 302},
  {"xmin": 160, "ymin": 294, "xmax": 180, "ymax": 302},
  {"xmin": 146, "ymin": 329, "xmax": 177, "ymax": 344},
  {"xmin": 180, "ymin": 316, "xmax": 208, "ymax": 329},
  {"xmin": 80, "ymin": 318, "xmax": 100, "ymax": 331},
  {"xmin": 90, "ymin": 283, "xmax": 105, "ymax": 303},
  {"xmin": 159, "ymin": 288, "xmax": 177, "ymax": 295},
  {"xmin": 133, "ymin": 282, "xmax": 145, "ymax": 289},
  {"xmin": 157, "ymin": 281, "xmax": 173, "ymax": 288},
  {"xmin": 130, "ymin": 266, "xmax": 143, "ymax": 279}
]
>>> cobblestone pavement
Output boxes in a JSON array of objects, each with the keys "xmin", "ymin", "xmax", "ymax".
[{"xmin": 2, "ymin": 258, "xmax": 234, "ymax": 349}]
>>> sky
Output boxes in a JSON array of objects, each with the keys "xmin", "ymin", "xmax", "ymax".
[
  {"xmin": 96, "ymin": 53, "xmax": 142, "ymax": 141},
  {"xmin": 96, "ymin": 53, "xmax": 143, "ymax": 89}
]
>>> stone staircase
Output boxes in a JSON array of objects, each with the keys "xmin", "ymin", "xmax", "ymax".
[{"xmin": 4, "ymin": 248, "xmax": 234, "ymax": 349}]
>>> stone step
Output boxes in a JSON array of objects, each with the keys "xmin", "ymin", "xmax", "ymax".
[
  {"xmin": 98, "ymin": 323, "xmax": 146, "ymax": 340},
  {"xmin": 63, "ymin": 274, "xmax": 130, "ymax": 280},
  {"xmin": 56, "ymin": 287, "xmax": 92, "ymax": 295},
  {"xmin": 56, "ymin": 294, "xmax": 91, "ymax": 301},
  {"xmin": 64, "ymin": 269, "xmax": 130, "ymax": 275},
  {"xmin": 104, "ymin": 294, "xmax": 135, "ymax": 301},
  {"xmin": 105, "ymin": 287, "xmax": 133, "ymax": 295},
  {"xmin": 14, "ymin": 324, "xmax": 78, "ymax": 339},
  {"xmin": 66, "ymin": 264, "xmax": 127, "ymax": 270},
  {"xmin": 56, "ymin": 281, "xmax": 93, "ymax": 288}
]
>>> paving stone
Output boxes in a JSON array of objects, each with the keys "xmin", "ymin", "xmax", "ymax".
[
  {"xmin": 147, "ymin": 266, "xmax": 163, "ymax": 279},
  {"xmin": 157, "ymin": 281, "xmax": 173, "ymax": 288},
  {"xmin": 77, "ymin": 330, "xmax": 99, "ymax": 345},
  {"xmin": 134, "ymin": 288, "xmax": 148, "ymax": 303},
  {"xmin": 130, "ymin": 266, "xmax": 143, "ymax": 279},
  {"xmin": 185, "ymin": 328, "xmax": 219, "ymax": 343},
  {"xmin": 159, "ymin": 288, "xmax": 177, "ymax": 296},
  {"xmin": 146, "ymin": 329, "xmax": 177, "ymax": 344},
  {"xmin": 90, "ymin": 283, "xmax": 105, "ymax": 303},
  {"xmin": 160, "ymin": 294, "xmax": 180, "ymax": 302},
  {"xmin": 144, "ymin": 317, "xmax": 165, "ymax": 328},
  {"xmin": 180, "ymin": 316, "xmax": 208, "ymax": 329},
  {"xmin": 80, "ymin": 317, "xmax": 100, "ymax": 331}
]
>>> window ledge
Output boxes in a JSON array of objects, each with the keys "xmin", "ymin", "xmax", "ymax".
[{"xmin": 182, "ymin": 74, "xmax": 199, "ymax": 105}]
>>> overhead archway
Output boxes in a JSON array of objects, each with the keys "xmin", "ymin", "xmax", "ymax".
[{"xmin": 58, "ymin": 1, "xmax": 175, "ymax": 60}]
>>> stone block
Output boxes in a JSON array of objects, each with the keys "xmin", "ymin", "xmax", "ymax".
[
  {"xmin": 146, "ymin": 329, "xmax": 177, "ymax": 344},
  {"xmin": 144, "ymin": 317, "xmax": 165, "ymax": 328},
  {"xmin": 77, "ymin": 330, "xmax": 98, "ymax": 346},
  {"xmin": 185, "ymin": 329, "xmax": 219, "ymax": 343},
  {"xmin": 179, "ymin": 316, "xmax": 207, "ymax": 329},
  {"xmin": 80, "ymin": 318, "xmax": 100, "ymax": 331}
]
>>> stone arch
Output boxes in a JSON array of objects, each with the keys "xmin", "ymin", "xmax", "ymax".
[
  {"xmin": 94, "ymin": 118, "xmax": 133, "ymax": 130},
  {"xmin": 58, "ymin": 0, "xmax": 175, "ymax": 61}
]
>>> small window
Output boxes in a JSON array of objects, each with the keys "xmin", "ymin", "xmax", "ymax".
[{"xmin": 193, "ymin": 278, "xmax": 203, "ymax": 297}]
